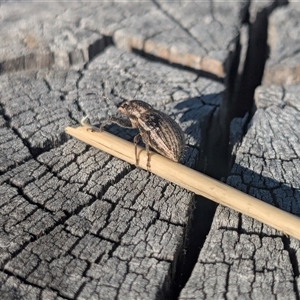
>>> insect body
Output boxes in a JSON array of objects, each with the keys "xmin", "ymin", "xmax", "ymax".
[{"xmin": 100, "ymin": 100, "xmax": 185, "ymax": 169}]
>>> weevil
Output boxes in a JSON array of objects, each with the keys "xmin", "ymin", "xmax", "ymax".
[{"xmin": 98, "ymin": 99, "xmax": 185, "ymax": 169}]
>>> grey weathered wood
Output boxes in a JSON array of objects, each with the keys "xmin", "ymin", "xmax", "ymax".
[
  {"xmin": 0, "ymin": 70, "xmax": 82, "ymax": 161},
  {"xmin": 0, "ymin": 270, "xmax": 64, "ymax": 300},
  {"xmin": 0, "ymin": 3, "xmax": 105, "ymax": 72},
  {"xmin": 0, "ymin": 119, "xmax": 31, "ymax": 172},
  {"xmin": 233, "ymin": 0, "xmax": 287, "ymax": 117},
  {"xmin": 179, "ymin": 85, "xmax": 300, "ymax": 299},
  {"xmin": 263, "ymin": 3, "xmax": 300, "ymax": 85},
  {"xmin": 0, "ymin": 2, "xmax": 246, "ymax": 78},
  {"xmin": 3, "ymin": 1, "xmax": 299, "ymax": 298},
  {"xmin": 154, "ymin": 1, "xmax": 247, "ymax": 77},
  {"xmin": 0, "ymin": 47, "xmax": 224, "ymax": 299},
  {"xmin": 114, "ymin": 1, "xmax": 247, "ymax": 78}
]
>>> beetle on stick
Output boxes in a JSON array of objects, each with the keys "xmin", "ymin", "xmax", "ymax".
[
  {"xmin": 81, "ymin": 88, "xmax": 185, "ymax": 169},
  {"xmin": 100, "ymin": 99, "xmax": 186, "ymax": 169}
]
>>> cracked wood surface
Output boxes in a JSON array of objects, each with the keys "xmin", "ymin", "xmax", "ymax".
[
  {"xmin": 180, "ymin": 85, "xmax": 300, "ymax": 299},
  {"xmin": 0, "ymin": 46, "xmax": 224, "ymax": 299},
  {"xmin": 1, "ymin": 1, "xmax": 300, "ymax": 299},
  {"xmin": 263, "ymin": 3, "xmax": 300, "ymax": 85},
  {"xmin": 0, "ymin": 2, "xmax": 247, "ymax": 77}
]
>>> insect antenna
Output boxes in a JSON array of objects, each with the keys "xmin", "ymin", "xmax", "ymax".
[
  {"xmin": 133, "ymin": 83, "xmax": 143, "ymax": 100},
  {"xmin": 84, "ymin": 82, "xmax": 119, "ymax": 122},
  {"xmin": 131, "ymin": 81, "xmax": 155, "ymax": 100}
]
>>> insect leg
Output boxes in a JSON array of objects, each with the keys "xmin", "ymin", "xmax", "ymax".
[
  {"xmin": 133, "ymin": 133, "xmax": 141, "ymax": 166},
  {"xmin": 140, "ymin": 131, "xmax": 151, "ymax": 171},
  {"xmin": 100, "ymin": 116, "xmax": 133, "ymax": 132}
]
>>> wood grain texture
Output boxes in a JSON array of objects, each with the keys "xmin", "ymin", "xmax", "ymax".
[
  {"xmin": 263, "ymin": 3, "xmax": 300, "ymax": 85},
  {"xmin": 180, "ymin": 85, "xmax": 300, "ymax": 300},
  {"xmin": 0, "ymin": 2, "xmax": 246, "ymax": 77},
  {"xmin": 2, "ymin": 1, "xmax": 299, "ymax": 298},
  {"xmin": 0, "ymin": 46, "xmax": 224, "ymax": 299}
]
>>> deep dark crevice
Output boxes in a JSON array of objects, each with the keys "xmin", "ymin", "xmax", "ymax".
[
  {"xmin": 84, "ymin": 36, "xmax": 113, "ymax": 66},
  {"xmin": 0, "ymin": 3, "xmax": 293, "ymax": 299},
  {"xmin": 233, "ymin": 9, "xmax": 269, "ymax": 119},
  {"xmin": 80, "ymin": 34, "xmax": 113, "ymax": 71},
  {"xmin": 102, "ymin": 35, "xmax": 114, "ymax": 49},
  {"xmin": 170, "ymin": 195, "xmax": 217, "ymax": 299},
  {"xmin": 170, "ymin": 2, "xmax": 288, "ymax": 299}
]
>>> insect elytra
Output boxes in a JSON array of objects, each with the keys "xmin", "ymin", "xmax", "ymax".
[{"xmin": 100, "ymin": 99, "xmax": 185, "ymax": 169}]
